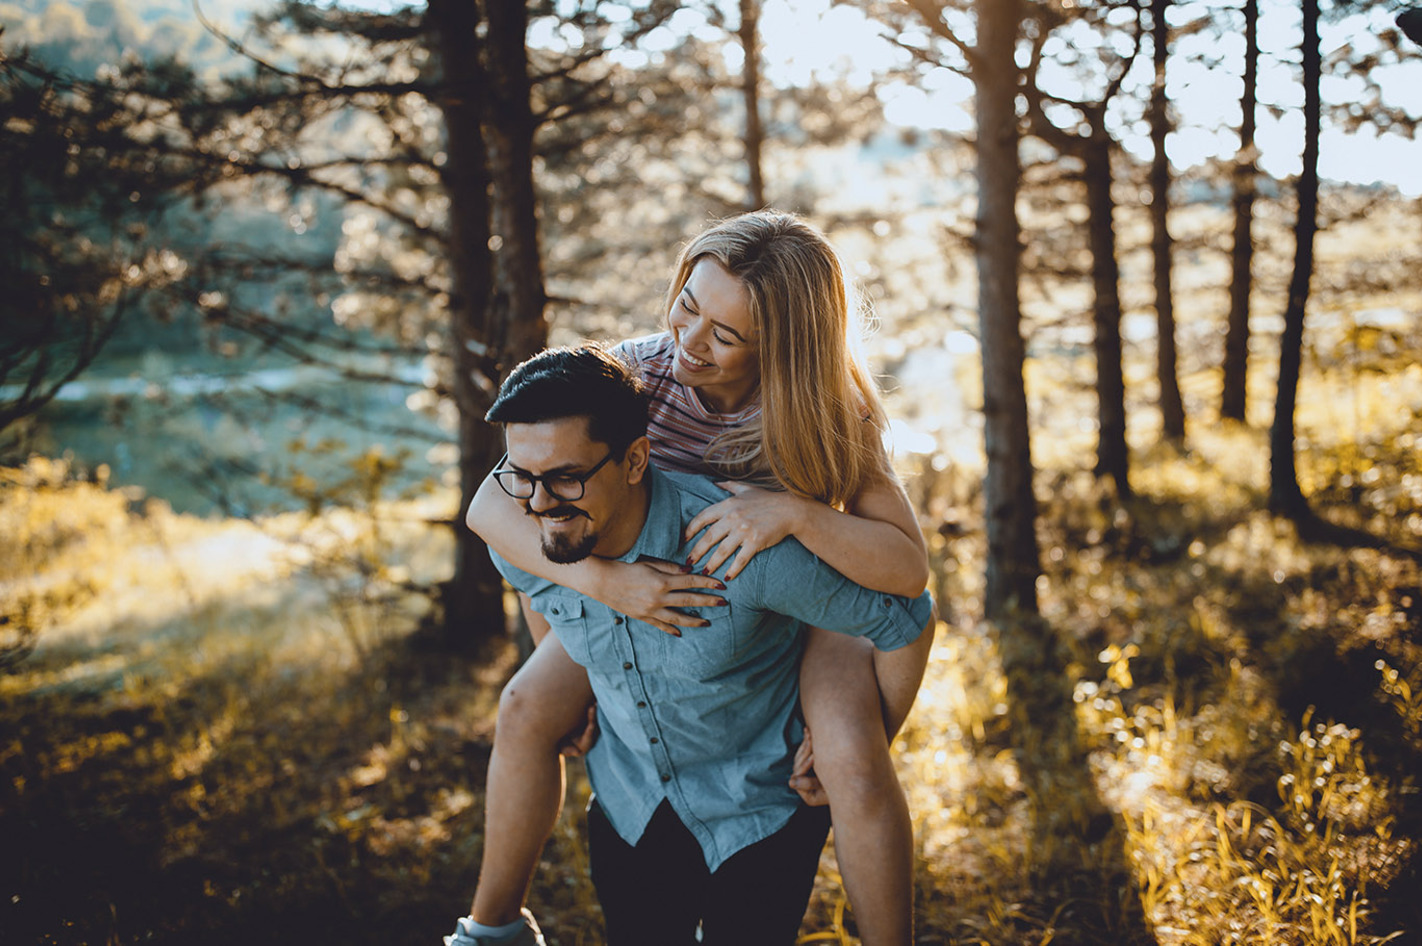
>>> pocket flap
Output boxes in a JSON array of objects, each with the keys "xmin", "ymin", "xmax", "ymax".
[{"xmin": 543, "ymin": 596, "xmax": 585, "ymax": 621}]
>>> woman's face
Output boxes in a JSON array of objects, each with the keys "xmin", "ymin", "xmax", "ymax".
[{"xmin": 668, "ymin": 257, "xmax": 760, "ymax": 414}]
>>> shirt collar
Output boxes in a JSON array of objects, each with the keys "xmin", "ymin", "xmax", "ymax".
[{"xmin": 611, "ymin": 464, "xmax": 684, "ymax": 565}]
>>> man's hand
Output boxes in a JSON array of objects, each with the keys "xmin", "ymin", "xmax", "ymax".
[
  {"xmin": 788, "ymin": 725, "xmax": 828, "ymax": 806},
  {"xmin": 558, "ymin": 703, "xmax": 599, "ymax": 757}
]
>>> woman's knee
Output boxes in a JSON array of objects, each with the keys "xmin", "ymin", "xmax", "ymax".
[
  {"xmin": 806, "ymin": 717, "xmax": 899, "ymax": 805},
  {"xmin": 495, "ymin": 637, "xmax": 594, "ymax": 744},
  {"xmin": 495, "ymin": 675, "xmax": 580, "ymax": 750},
  {"xmin": 496, "ymin": 678, "xmax": 541, "ymax": 742}
]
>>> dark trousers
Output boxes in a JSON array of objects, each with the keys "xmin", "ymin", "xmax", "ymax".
[{"xmin": 588, "ymin": 798, "xmax": 832, "ymax": 946}]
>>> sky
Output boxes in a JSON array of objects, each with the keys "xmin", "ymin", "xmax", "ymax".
[
  {"xmin": 746, "ymin": 0, "xmax": 1422, "ymax": 196},
  {"xmin": 28, "ymin": 0, "xmax": 1417, "ymax": 196},
  {"xmin": 547, "ymin": 0, "xmax": 1417, "ymax": 197}
]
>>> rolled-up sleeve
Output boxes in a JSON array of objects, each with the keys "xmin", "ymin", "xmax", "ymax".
[{"xmin": 749, "ymin": 539, "xmax": 933, "ymax": 651}]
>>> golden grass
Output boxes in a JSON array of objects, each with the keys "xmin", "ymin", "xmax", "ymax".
[{"xmin": 822, "ymin": 382, "xmax": 1418, "ymax": 945}]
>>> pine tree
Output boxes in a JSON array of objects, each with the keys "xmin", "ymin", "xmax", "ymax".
[
  {"xmin": 1221, "ymin": 0, "xmax": 1260, "ymax": 423},
  {"xmin": 1021, "ymin": 1, "xmax": 1145, "ymax": 500},
  {"xmin": 1149, "ymin": 0, "xmax": 1186, "ymax": 442}
]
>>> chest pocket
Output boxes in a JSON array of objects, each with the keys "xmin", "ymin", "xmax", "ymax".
[
  {"xmin": 647, "ymin": 605, "xmax": 740, "ymax": 679},
  {"xmin": 541, "ymin": 595, "xmax": 598, "ymax": 667}
]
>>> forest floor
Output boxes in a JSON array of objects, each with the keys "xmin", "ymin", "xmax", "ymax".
[{"xmin": 3, "ymin": 387, "xmax": 1422, "ymax": 944}]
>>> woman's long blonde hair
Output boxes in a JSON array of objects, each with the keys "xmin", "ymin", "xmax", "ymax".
[{"xmin": 664, "ymin": 211, "xmax": 889, "ymax": 508}]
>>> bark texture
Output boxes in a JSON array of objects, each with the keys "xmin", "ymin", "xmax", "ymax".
[
  {"xmin": 739, "ymin": 0, "xmax": 766, "ymax": 210},
  {"xmin": 429, "ymin": 0, "xmax": 547, "ymax": 646},
  {"xmin": 1269, "ymin": 0, "xmax": 1319, "ymax": 519},
  {"xmin": 975, "ymin": 0, "xmax": 1040, "ymax": 616},
  {"xmin": 1083, "ymin": 136, "xmax": 1130, "ymax": 498},
  {"xmin": 1221, "ymin": 0, "xmax": 1259, "ymax": 422},
  {"xmin": 1150, "ymin": 0, "xmax": 1185, "ymax": 442}
]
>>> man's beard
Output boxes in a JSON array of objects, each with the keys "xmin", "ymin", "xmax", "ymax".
[
  {"xmin": 541, "ymin": 529, "xmax": 598, "ymax": 564},
  {"xmin": 531, "ymin": 505, "xmax": 598, "ymax": 564}
]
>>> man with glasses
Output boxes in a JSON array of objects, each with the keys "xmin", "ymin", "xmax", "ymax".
[{"xmin": 447, "ymin": 345, "xmax": 934, "ymax": 946}]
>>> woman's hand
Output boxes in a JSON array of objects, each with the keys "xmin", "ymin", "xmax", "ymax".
[
  {"xmin": 591, "ymin": 558, "xmax": 727, "ymax": 637},
  {"xmin": 558, "ymin": 703, "xmax": 600, "ymax": 757},
  {"xmin": 684, "ymin": 481, "xmax": 808, "ymax": 580},
  {"xmin": 788, "ymin": 725, "xmax": 827, "ymax": 806}
]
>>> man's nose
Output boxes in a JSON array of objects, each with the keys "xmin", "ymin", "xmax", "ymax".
[{"xmin": 526, "ymin": 481, "xmax": 563, "ymax": 513}]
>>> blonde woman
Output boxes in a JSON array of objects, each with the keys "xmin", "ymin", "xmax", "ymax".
[{"xmin": 453, "ymin": 212, "xmax": 933, "ymax": 946}]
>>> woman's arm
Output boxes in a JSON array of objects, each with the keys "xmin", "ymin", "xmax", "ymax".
[
  {"xmin": 800, "ymin": 469, "xmax": 930, "ymax": 597},
  {"xmin": 684, "ymin": 464, "xmax": 929, "ymax": 598},
  {"xmin": 466, "ymin": 471, "xmax": 727, "ymax": 634}
]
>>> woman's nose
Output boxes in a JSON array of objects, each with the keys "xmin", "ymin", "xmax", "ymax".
[{"xmin": 678, "ymin": 314, "xmax": 706, "ymax": 346}]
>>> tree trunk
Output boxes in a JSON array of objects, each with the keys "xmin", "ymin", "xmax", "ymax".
[
  {"xmin": 1270, "ymin": 0, "xmax": 1319, "ymax": 518},
  {"xmin": 975, "ymin": 0, "xmax": 1040, "ymax": 617},
  {"xmin": 1150, "ymin": 0, "xmax": 1185, "ymax": 442},
  {"xmin": 483, "ymin": 0, "xmax": 548, "ymax": 374},
  {"xmin": 1221, "ymin": 0, "xmax": 1259, "ymax": 422},
  {"xmin": 427, "ymin": 0, "xmax": 507, "ymax": 649},
  {"xmin": 1083, "ymin": 135, "xmax": 1130, "ymax": 499},
  {"xmin": 739, "ymin": 0, "xmax": 766, "ymax": 210}
]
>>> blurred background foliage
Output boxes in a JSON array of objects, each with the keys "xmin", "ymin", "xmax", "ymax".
[{"xmin": 2, "ymin": 0, "xmax": 1421, "ymax": 943}]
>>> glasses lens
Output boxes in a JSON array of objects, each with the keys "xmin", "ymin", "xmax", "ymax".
[
  {"xmin": 543, "ymin": 477, "xmax": 583, "ymax": 502},
  {"xmin": 495, "ymin": 471, "xmax": 533, "ymax": 498}
]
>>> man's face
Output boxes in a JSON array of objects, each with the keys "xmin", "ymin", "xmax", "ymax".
[{"xmin": 503, "ymin": 417, "xmax": 643, "ymax": 564}]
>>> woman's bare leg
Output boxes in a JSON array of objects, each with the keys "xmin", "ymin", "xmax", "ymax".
[
  {"xmin": 469, "ymin": 634, "xmax": 594, "ymax": 925},
  {"xmin": 798, "ymin": 622, "xmax": 933, "ymax": 946}
]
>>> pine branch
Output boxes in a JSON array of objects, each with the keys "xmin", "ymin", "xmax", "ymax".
[{"xmin": 901, "ymin": 0, "xmax": 981, "ymax": 71}]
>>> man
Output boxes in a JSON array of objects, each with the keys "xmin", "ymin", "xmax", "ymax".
[{"xmin": 447, "ymin": 345, "xmax": 934, "ymax": 946}]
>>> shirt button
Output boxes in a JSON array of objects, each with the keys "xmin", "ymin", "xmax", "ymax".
[
  {"xmin": 660, "ymin": 774, "xmax": 671, "ymax": 783},
  {"xmin": 650, "ymin": 736, "xmax": 659, "ymax": 744},
  {"xmin": 882, "ymin": 596, "xmax": 894, "ymax": 607},
  {"xmin": 622, "ymin": 661, "xmax": 633, "ymax": 670},
  {"xmin": 613, "ymin": 616, "xmax": 624, "ymax": 625},
  {"xmin": 637, "ymin": 701, "xmax": 647, "ymax": 708}
]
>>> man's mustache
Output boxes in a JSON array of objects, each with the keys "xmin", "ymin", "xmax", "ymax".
[{"xmin": 525, "ymin": 504, "xmax": 590, "ymax": 521}]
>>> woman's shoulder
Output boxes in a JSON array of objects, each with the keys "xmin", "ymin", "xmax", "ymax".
[{"xmin": 611, "ymin": 332, "xmax": 674, "ymax": 373}]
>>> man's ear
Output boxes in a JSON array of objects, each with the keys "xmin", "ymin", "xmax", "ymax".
[{"xmin": 624, "ymin": 436, "xmax": 651, "ymax": 485}]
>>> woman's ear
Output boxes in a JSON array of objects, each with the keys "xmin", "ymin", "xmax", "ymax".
[{"xmin": 625, "ymin": 436, "xmax": 651, "ymax": 485}]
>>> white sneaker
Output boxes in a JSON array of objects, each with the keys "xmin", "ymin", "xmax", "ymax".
[{"xmin": 443, "ymin": 910, "xmax": 546, "ymax": 946}]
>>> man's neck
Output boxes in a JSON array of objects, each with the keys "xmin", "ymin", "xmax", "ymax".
[{"xmin": 594, "ymin": 477, "xmax": 654, "ymax": 561}]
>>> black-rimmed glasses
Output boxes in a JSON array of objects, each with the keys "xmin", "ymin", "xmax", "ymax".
[{"xmin": 492, "ymin": 451, "xmax": 615, "ymax": 502}]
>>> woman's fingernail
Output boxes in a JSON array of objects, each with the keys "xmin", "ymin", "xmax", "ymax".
[
  {"xmin": 713, "ymin": 581, "xmax": 726, "ymax": 590},
  {"xmin": 715, "ymin": 599, "xmax": 729, "ymax": 606},
  {"xmin": 680, "ymin": 563, "xmax": 693, "ymax": 574}
]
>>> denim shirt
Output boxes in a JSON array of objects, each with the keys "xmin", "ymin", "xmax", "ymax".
[{"xmin": 490, "ymin": 465, "xmax": 934, "ymax": 871}]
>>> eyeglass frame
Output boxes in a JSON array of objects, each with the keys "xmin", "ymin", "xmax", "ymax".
[{"xmin": 491, "ymin": 450, "xmax": 617, "ymax": 502}]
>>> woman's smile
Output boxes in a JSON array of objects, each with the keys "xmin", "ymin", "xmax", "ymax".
[{"xmin": 677, "ymin": 347, "xmax": 714, "ymax": 370}]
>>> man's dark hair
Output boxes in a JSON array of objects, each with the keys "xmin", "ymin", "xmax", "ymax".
[{"xmin": 486, "ymin": 345, "xmax": 649, "ymax": 454}]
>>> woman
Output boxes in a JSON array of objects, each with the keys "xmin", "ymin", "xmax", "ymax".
[{"xmin": 461, "ymin": 211, "xmax": 932, "ymax": 946}]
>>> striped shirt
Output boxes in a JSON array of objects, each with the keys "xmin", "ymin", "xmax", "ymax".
[{"xmin": 612, "ymin": 333, "xmax": 762, "ymax": 479}]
